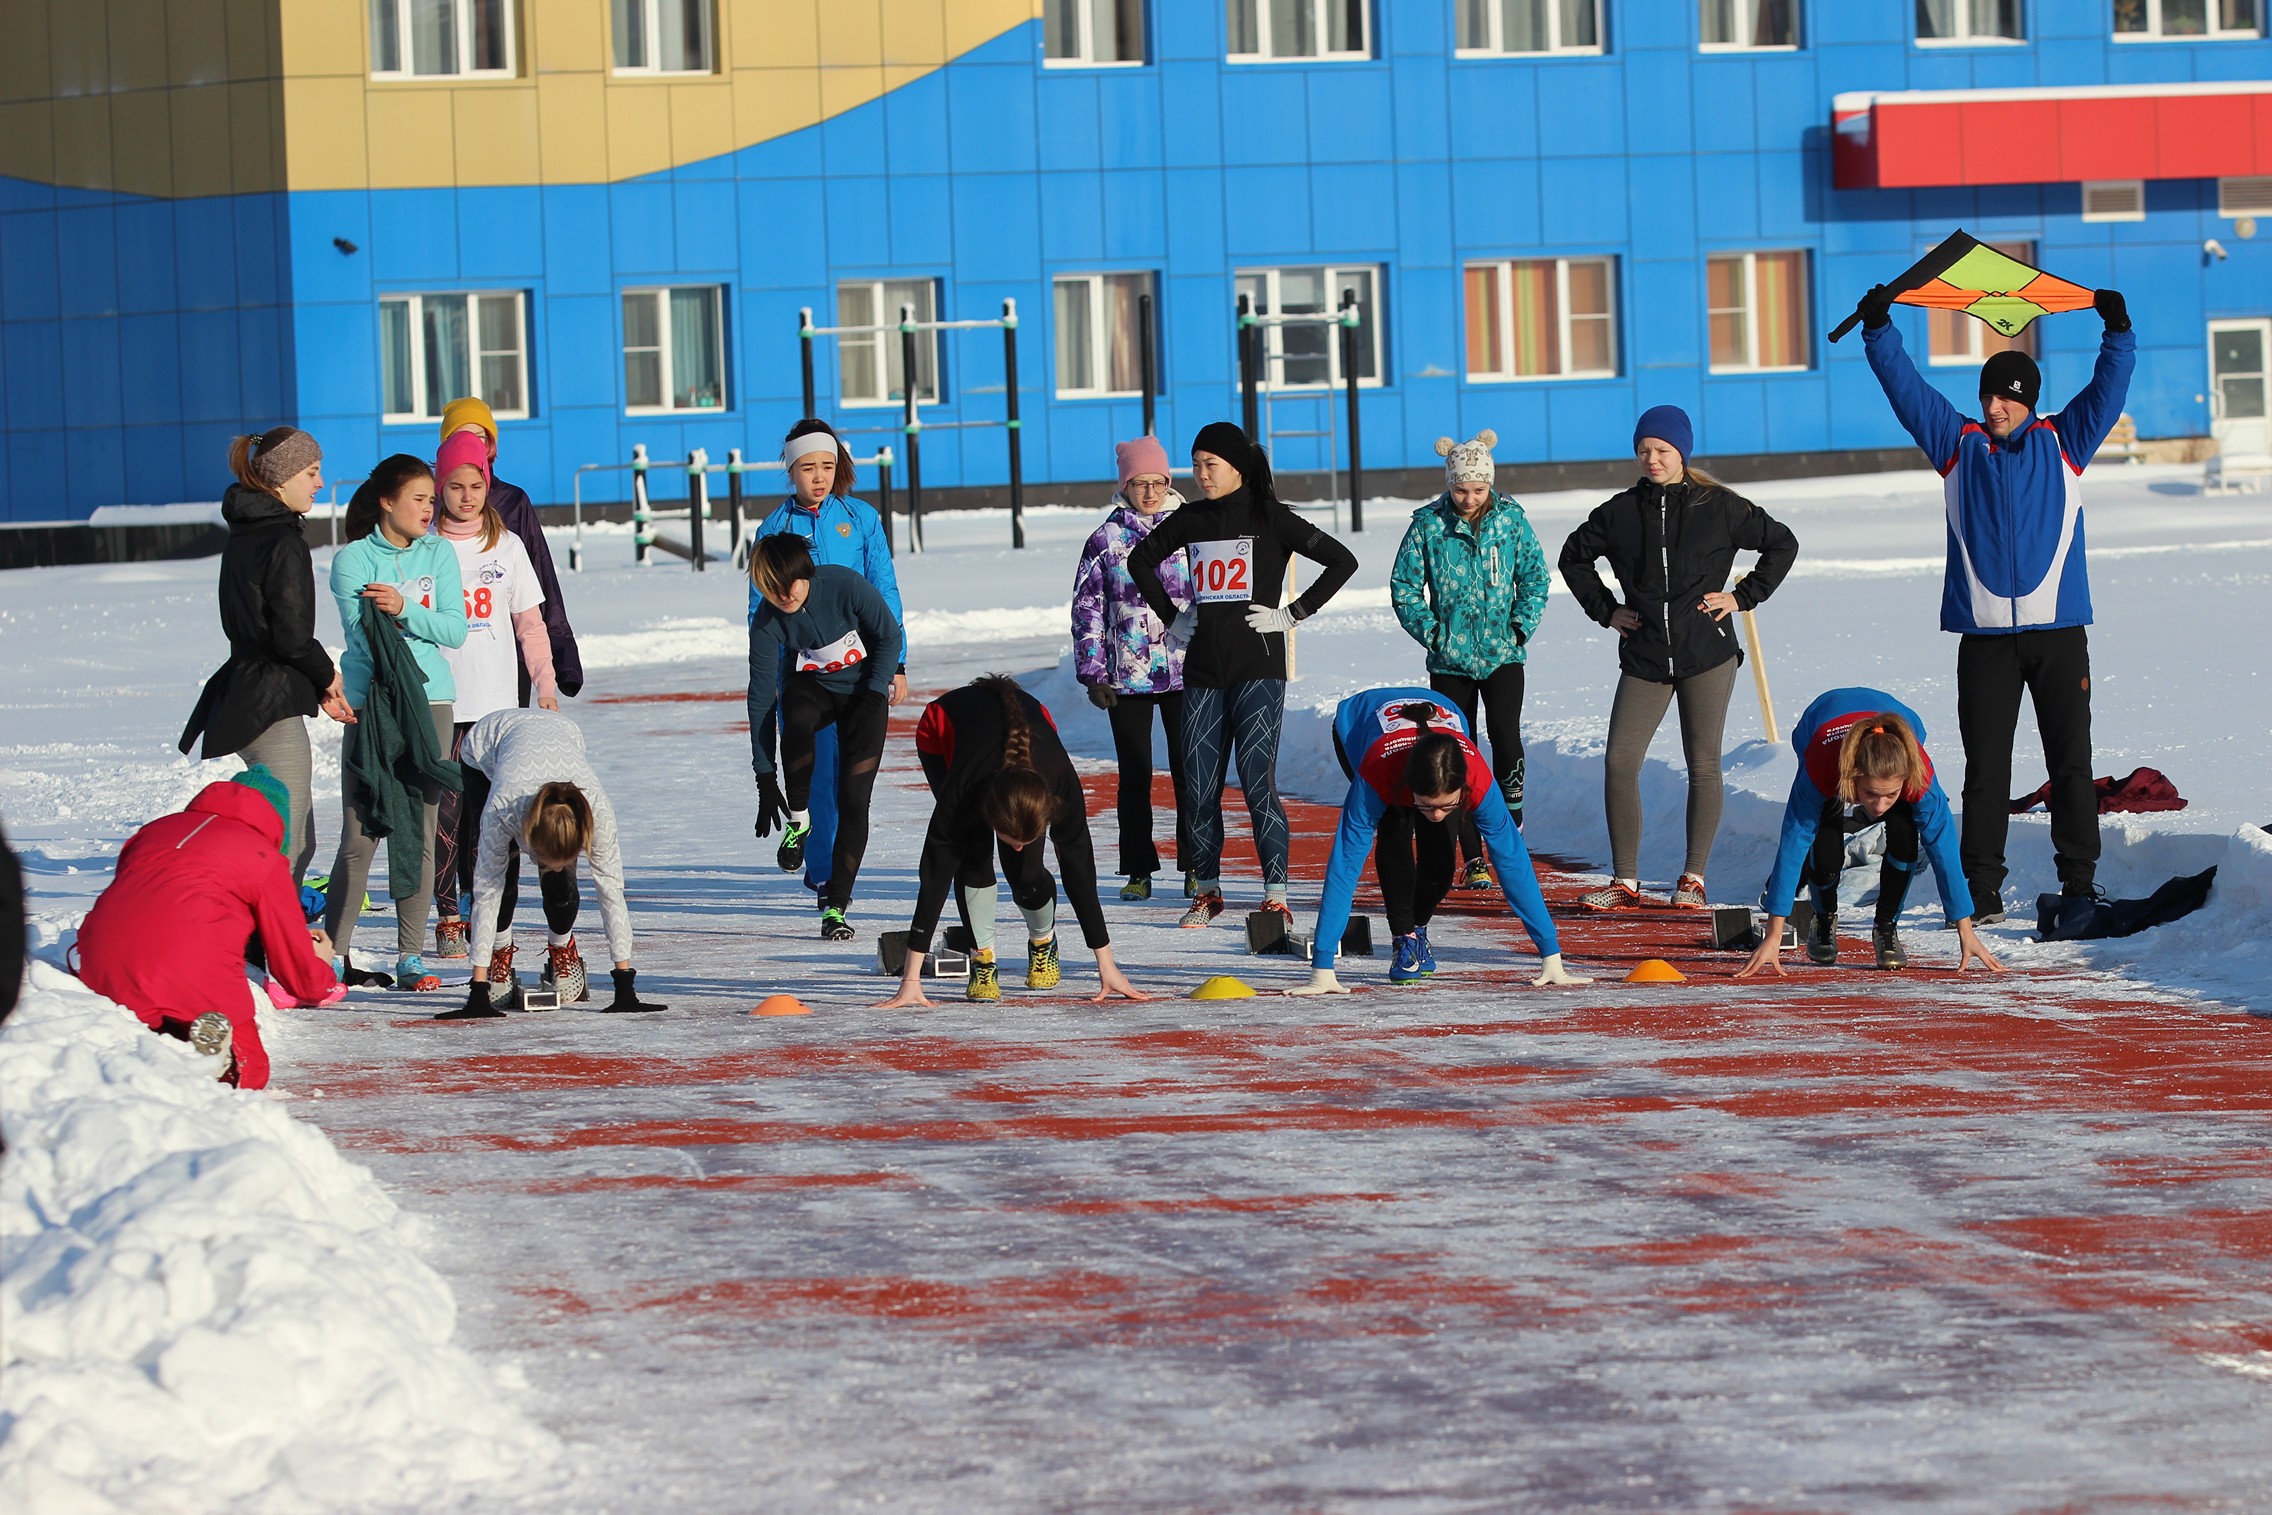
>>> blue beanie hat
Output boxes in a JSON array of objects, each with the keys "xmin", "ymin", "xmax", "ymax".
[{"xmin": 1633, "ymin": 405, "xmax": 1694, "ymax": 462}]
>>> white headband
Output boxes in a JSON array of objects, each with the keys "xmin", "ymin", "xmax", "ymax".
[{"xmin": 783, "ymin": 432, "xmax": 840, "ymax": 467}]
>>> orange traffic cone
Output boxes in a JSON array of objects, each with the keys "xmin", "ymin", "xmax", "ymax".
[
  {"xmin": 751, "ymin": 994, "xmax": 812, "ymax": 1016},
  {"xmin": 1625, "ymin": 958, "xmax": 1688, "ymax": 984}
]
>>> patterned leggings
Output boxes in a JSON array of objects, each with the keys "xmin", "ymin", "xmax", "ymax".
[{"xmin": 1180, "ymin": 678, "xmax": 1289, "ymax": 892}]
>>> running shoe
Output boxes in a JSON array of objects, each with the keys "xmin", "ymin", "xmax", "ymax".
[
  {"xmin": 1579, "ymin": 881, "xmax": 1645, "ymax": 913},
  {"xmin": 819, "ymin": 906, "xmax": 854, "ymax": 942},
  {"xmin": 1178, "ymin": 891, "xmax": 1225, "ymax": 928},
  {"xmin": 187, "ymin": 1011, "xmax": 234, "ymax": 1061},
  {"xmin": 776, "ymin": 819, "xmax": 811, "ymax": 873},
  {"xmin": 395, "ymin": 955, "xmax": 441, "ymax": 992},
  {"xmin": 966, "ymin": 951, "xmax": 1001, "ymax": 1003},
  {"xmin": 433, "ymin": 916, "xmax": 469, "ymax": 960},
  {"xmin": 1120, "ymin": 875, "xmax": 1153, "ymax": 902},
  {"xmin": 1669, "ymin": 874, "xmax": 1709, "ymax": 910},
  {"xmin": 1459, "ymin": 858, "xmax": 1493, "ymax": 891},
  {"xmin": 1412, "ymin": 923, "xmax": 1438, "ymax": 974},
  {"xmin": 1026, "ymin": 936, "xmax": 1062, "ymax": 990},
  {"xmin": 1257, "ymin": 898, "xmax": 1296, "ymax": 927},
  {"xmin": 1807, "ymin": 910, "xmax": 1838, "ymax": 966},
  {"xmin": 487, "ymin": 943, "xmax": 523, "ymax": 1010},
  {"xmin": 1873, "ymin": 924, "xmax": 1908, "ymax": 972},
  {"xmin": 1390, "ymin": 934, "xmax": 1428, "ymax": 983},
  {"xmin": 541, "ymin": 937, "xmax": 589, "ymax": 1003}
]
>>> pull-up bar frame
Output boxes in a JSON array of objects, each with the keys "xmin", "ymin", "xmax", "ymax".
[{"xmin": 1236, "ymin": 290, "xmax": 1367, "ymax": 533}]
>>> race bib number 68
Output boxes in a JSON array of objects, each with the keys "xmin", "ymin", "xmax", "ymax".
[{"xmin": 1190, "ymin": 538, "xmax": 1254, "ymax": 604}]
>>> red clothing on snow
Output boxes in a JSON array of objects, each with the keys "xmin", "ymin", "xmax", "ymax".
[{"xmin": 78, "ymin": 781, "xmax": 338, "ymax": 1089}]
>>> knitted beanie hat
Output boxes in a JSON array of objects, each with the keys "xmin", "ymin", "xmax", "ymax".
[
  {"xmin": 249, "ymin": 429, "xmax": 322, "ymax": 491},
  {"xmin": 1435, "ymin": 429, "xmax": 1498, "ymax": 486},
  {"xmin": 439, "ymin": 396, "xmax": 499, "ymax": 447},
  {"xmin": 436, "ymin": 429, "xmax": 491, "ymax": 489},
  {"xmin": 232, "ymin": 763, "xmax": 293, "ymax": 856},
  {"xmin": 1979, "ymin": 350, "xmax": 2041, "ymax": 409},
  {"xmin": 1115, "ymin": 435, "xmax": 1172, "ymax": 492},
  {"xmin": 1632, "ymin": 404, "xmax": 1695, "ymax": 462},
  {"xmin": 1189, "ymin": 421, "xmax": 1273, "ymax": 498}
]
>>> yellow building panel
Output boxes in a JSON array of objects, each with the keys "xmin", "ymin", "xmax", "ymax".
[
  {"xmin": 535, "ymin": 72, "xmax": 609, "ymax": 181},
  {"xmin": 48, "ymin": 0, "xmax": 113, "ymax": 98},
  {"xmin": 168, "ymin": 84, "xmax": 237, "ymax": 198},
  {"xmin": 817, "ymin": 0, "xmax": 885, "ymax": 70},
  {"xmin": 365, "ymin": 86, "xmax": 459, "ymax": 189},
  {"xmin": 107, "ymin": 5, "xmax": 173, "ymax": 94},
  {"xmin": 817, "ymin": 65, "xmax": 888, "ymax": 127},
  {"xmin": 278, "ymin": 0, "xmax": 372, "ymax": 79},
  {"xmin": 109, "ymin": 89, "xmax": 175, "ymax": 197},
  {"xmin": 50, "ymin": 95, "xmax": 114, "ymax": 192},
  {"xmin": 877, "ymin": 0, "xmax": 949, "ymax": 69},
  {"xmin": 534, "ymin": 0, "xmax": 608, "ymax": 73},
  {"xmin": 0, "ymin": 102, "xmax": 56, "ymax": 185},
  {"xmin": 227, "ymin": 0, "xmax": 287, "ymax": 78},
  {"xmin": 729, "ymin": 66, "xmax": 822, "ymax": 151},
  {"xmin": 668, "ymin": 81, "xmax": 736, "ymax": 171},
  {"xmin": 946, "ymin": 0, "xmax": 1038, "ymax": 57},
  {"xmin": 725, "ymin": 0, "xmax": 818, "ymax": 72},
  {"xmin": 453, "ymin": 86, "xmax": 544, "ymax": 187},
  {"xmin": 0, "ymin": 3, "xmax": 53, "ymax": 104},
  {"xmin": 278, "ymin": 74, "xmax": 368, "ymax": 191},
  {"xmin": 229, "ymin": 79, "xmax": 288, "ymax": 194},
  {"xmin": 605, "ymin": 83, "xmax": 674, "ymax": 182},
  {"xmin": 165, "ymin": 0, "xmax": 234, "ymax": 89}
]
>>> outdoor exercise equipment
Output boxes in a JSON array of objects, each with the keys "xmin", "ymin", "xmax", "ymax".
[{"xmin": 1236, "ymin": 288, "xmax": 1367, "ymax": 532}]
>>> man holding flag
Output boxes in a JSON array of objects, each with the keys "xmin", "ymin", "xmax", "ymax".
[{"xmin": 1852, "ymin": 254, "xmax": 2134, "ymax": 924}]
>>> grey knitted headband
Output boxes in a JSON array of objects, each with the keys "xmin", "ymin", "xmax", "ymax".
[{"xmin": 252, "ymin": 428, "xmax": 322, "ymax": 489}]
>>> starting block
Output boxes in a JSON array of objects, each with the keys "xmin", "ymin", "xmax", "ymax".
[
  {"xmin": 520, "ymin": 987, "xmax": 560, "ymax": 1012},
  {"xmin": 875, "ymin": 930, "xmax": 972, "ymax": 978},
  {"xmin": 1709, "ymin": 902, "xmax": 1807, "ymax": 952},
  {"xmin": 1246, "ymin": 912, "xmax": 1374, "ymax": 959}
]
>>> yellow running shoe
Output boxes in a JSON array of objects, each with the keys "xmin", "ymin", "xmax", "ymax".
[
  {"xmin": 1026, "ymin": 936, "xmax": 1061, "ymax": 990},
  {"xmin": 966, "ymin": 950, "xmax": 1001, "ymax": 1002}
]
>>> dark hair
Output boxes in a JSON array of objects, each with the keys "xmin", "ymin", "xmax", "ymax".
[
  {"xmin": 783, "ymin": 417, "xmax": 856, "ymax": 497},
  {"xmin": 977, "ymin": 673, "xmax": 1055, "ymax": 846},
  {"xmin": 1398, "ymin": 702, "xmax": 1468, "ymax": 803},
  {"xmin": 342, "ymin": 454, "xmax": 435, "ymax": 543},
  {"xmin": 750, "ymin": 532, "xmax": 818, "ymax": 599},
  {"xmin": 228, "ymin": 427, "xmax": 304, "ymax": 498}
]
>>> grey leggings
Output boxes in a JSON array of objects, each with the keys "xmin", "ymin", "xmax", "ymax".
[
  {"xmin": 322, "ymin": 702, "xmax": 452, "ymax": 959},
  {"xmin": 1604, "ymin": 659, "xmax": 1738, "ymax": 881},
  {"xmin": 240, "ymin": 717, "xmax": 316, "ymax": 883}
]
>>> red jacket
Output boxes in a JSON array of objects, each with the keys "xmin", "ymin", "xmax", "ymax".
[{"xmin": 78, "ymin": 782, "xmax": 337, "ymax": 1089}]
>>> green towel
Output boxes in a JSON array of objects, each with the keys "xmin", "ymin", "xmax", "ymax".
[{"xmin": 348, "ymin": 596, "xmax": 463, "ymax": 901}]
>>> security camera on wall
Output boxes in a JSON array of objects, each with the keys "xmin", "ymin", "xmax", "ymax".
[{"xmin": 2203, "ymin": 239, "xmax": 2229, "ymax": 260}]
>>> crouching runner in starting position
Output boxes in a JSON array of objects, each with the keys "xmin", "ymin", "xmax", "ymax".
[
  {"xmin": 1736, "ymin": 687, "xmax": 2004, "ymax": 978},
  {"xmin": 878, "ymin": 675, "xmax": 1150, "ymax": 1007},
  {"xmin": 1289, "ymin": 690, "xmax": 1587, "ymax": 994},
  {"xmin": 437, "ymin": 708, "xmax": 664, "ymax": 1017}
]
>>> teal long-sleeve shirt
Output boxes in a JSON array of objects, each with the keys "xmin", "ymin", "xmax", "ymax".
[{"xmin": 332, "ymin": 530, "xmax": 467, "ymax": 709}]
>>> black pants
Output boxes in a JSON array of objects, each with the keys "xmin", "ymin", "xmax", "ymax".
[
  {"xmin": 782, "ymin": 679, "xmax": 890, "ymax": 910},
  {"xmin": 1431, "ymin": 664, "xmax": 1527, "ymax": 858},
  {"xmin": 435, "ymin": 721, "xmax": 479, "ymax": 909},
  {"xmin": 1955, "ymin": 626, "xmax": 2096, "ymax": 902},
  {"xmin": 1334, "ymin": 730, "xmax": 1456, "ymax": 938},
  {"xmin": 1105, "ymin": 691, "xmax": 1189, "ymax": 878},
  {"xmin": 493, "ymin": 857, "xmax": 579, "ymax": 937},
  {"xmin": 1805, "ymin": 796, "xmax": 1918, "ymax": 929}
]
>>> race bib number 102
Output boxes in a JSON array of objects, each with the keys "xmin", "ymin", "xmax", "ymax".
[{"xmin": 1190, "ymin": 538, "xmax": 1254, "ymax": 604}]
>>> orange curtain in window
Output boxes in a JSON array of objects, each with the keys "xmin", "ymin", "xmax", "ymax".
[
  {"xmin": 1511, "ymin": 260, "xmax": 1560, "ymax": 376},
  {"xmin": 1753, "ymin": 251, "xmax": 1807, "ymax": 368},
  {"xmin": 1465, "ymin": 265, "xmax": 1503, "ymax": 376}
]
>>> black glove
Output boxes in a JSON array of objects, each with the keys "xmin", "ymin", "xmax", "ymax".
[
  {"xmin": 755, "ymin": 774, "xmax": 787, "ymax": 839},
  {"xmin": 1086, "ymin": 684, "xmax": 1118, "ymax": 710},
  {"xmin": 434, "ymin": 979, "xmax": 505, "ymax": 1020},
  {"xmin": 2094, "ymin": 288, "xmax": 2130, "ymax": 333},
  {"xmin": 602, "ymin": 967, "xmax": 666, "ymax": 1013},
  {"xmin": 1857, "ymin": 283, "xmax": 1895, "ymax": 331}
]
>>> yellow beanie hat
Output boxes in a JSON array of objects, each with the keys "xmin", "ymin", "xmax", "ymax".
[{"xmin": 438, "ymin": 396, "xmax": 498, "ymax": 446}]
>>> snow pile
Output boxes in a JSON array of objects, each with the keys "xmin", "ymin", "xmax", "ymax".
[
  {"xmin": 0, "ymin": 964, "xmax": 556, "ymax": 1513},
  {"xmin": 2069, "ymin": 824, "xmax": 2272, "ymax": 1008}
]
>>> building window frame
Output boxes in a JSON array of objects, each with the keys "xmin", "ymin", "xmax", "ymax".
[
  {"xmin": 611, "ymin": 0, "xmax": 716, "ymax": 75},
  {"xmin": 2081, "ymin": 179, "xmax": 2147, "ymax": 221},
  {"xmin": 2113, "ymin": 0, "xmax": 2262, "ymax": 39},
  {"xmin": 1915, "ymin": 0, "xmax": 2027, "ymax": 45},
  {"xmin": 1227, "ymin": 0, "xmax": 1373, "ymax": 62},
  {"xmin": 1235, "ymin": 265, "xmax": 1385, "ymax": 391},
  {"xmin": 380, "ymin": 291, "xmax": 530, "ymax": 425},
  {"xmin": 1462, "ymin": 256, "xmax": 1619, "ymax": 383},
  {"xmin": 1454, "ymin": 0, "xmax": 1606, "ymax": 56},
  {"xmin": 369, "ymin": 0, "xmax": 517, "ymax": 79},
  {"xmin": 1698, "ymin": 0, "xmax": 1801, "ymax": 51},
  {"xmin": 1923, "ymin": 239, "xmax": 2039, "ymax": 368},
  {"xmin": 835, "ymin": 278, "xmax": 943, "ymax": 409},
  {"xmin": 1706, "ymin": 250, "xmax": 1812, "ymax": 375},
  {"xmin": 1044, "ymin": 0, "xmax": 1148, "ymax": 66},
  {"xmin": 621, "ymin": 285, "xmax": 730, "ymax": 415},
  {"xmin": 1052, "ymin": 272, "xmax": 1161, "ymax": 400}
]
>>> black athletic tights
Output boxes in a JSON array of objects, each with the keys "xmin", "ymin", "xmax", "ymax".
[
  {"xmin": 1334, "ymin": 728, "xmax": 1458, "ymax": 937},
  {"xmin": 1805, "ymin": 796, "xmax": 1919, "ymax": 929},
  {"xmin": 781, "ymin": 678, "xmax": 890, "ymax": 911},
  {"xmin": 1430, "ymin": 664, "xmax": 1526, "ymax": 860}
]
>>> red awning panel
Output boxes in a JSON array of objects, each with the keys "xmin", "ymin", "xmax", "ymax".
[{"xmin": 1832, "ymin": 82, "xmax": 2272, "ymax": 190}]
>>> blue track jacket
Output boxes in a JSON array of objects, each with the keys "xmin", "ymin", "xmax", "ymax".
[
  {"xmin": 1864, "ymin": 322, "xmax": 2135, "ymax": 635},
  {"xmin": 1761, "ymin": 687, "xmax": 1973, "ymax": 924},
  {"xmin": 1313, "ymin": 687, "xmax": 1559, "ymax": 969}
]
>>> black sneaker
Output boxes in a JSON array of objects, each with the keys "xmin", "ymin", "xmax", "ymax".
[
  {"xmin": 776, "ymin": 819, "xmax": 811, "ymax": 873},
  {"xmin": 819, "ymin": 906, "xmax": 854, "ymax": 942},
  {"xmin": 1873, "ymin": 925, "xmax": 1907, "ymax": 971},
  {"xmin": 1807, "ymin": 909, "xmax": 1838, "ymax": 966}
]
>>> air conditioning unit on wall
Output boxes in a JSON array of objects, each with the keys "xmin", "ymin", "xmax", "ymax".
[
  {"xmin": 2081, "ymin": 180, "xmax": 2145, "ymax": 222},
  {"xmin": 2217, "ymin": 176, "xmax": 2272, "ymax": 218}
]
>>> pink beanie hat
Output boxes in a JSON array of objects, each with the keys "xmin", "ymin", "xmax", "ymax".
[
  {"xmin": 1115, "ymin": 435, "xmax": 1171, "ymax": 493},
  {"xmin": 435, "ymin": 429, "xmax": 490, "ymax": 489}
]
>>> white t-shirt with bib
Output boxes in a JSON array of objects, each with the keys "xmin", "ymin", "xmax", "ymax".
[{"xmin": 439, "ymin": 530, "xmax": 545, "ymax": 722}]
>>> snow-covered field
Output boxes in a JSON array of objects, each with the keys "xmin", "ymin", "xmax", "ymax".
[{"xmin": 4, "ymin": 462, "xmax": 2271, "ymax": 1510}]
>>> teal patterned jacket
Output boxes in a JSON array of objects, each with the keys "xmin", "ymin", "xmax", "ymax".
[{"xmin": 1389, "ymin": 493, "xmax": 1551, "ymax": 679}]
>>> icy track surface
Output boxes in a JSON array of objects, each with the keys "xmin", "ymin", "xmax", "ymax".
[{"xmin": 4, "ymin": 465, "xmax": 2272, "ymax": 1511}]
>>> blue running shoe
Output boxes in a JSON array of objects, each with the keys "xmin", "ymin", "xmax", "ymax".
[
  {"xmin": 1390, "ymin": 933, "xmax": 1428, "ymax": 983},
  {"xmin": 1412, "ymin": 924, "xmax": 1438, "ymax": 975}
]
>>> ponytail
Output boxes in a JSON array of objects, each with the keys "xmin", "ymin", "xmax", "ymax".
[
  {"xmin": 523, "ymin": 781, "xmax": 595, "ymax": 868},
  {"xmin": 1398, "ymin": 701, "xmax": 1468, "ymax": 802},
  {"xmin": 1837, "ymin": 713, "xmax": 1928, "ymax": 804},
  {"xmin": 977, "ymin": 673, "xmax": 1055, "ymax": 846},
  {"xmin": 343, "ymin": 453, "xmax": 434, "ymax": 544},
  {"xmin": 229, "ymin": 426, "xmax": 307, "ymax": 499}
]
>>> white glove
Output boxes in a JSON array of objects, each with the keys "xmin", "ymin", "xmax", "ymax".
[
  {"xmin": 1532, "ymin": 953, "xmax": 1591, "ymax": 987},
  {"xmin": 1245, "ymin": 603, "xmax": 1299, "ymax": 636},
  {"xmin": 1284, "ymin": 966, "xmax": 1349, "ymax": 996},
  {"xmin": 1165, "ymin": 607, "xmax": 1199, "ymax": 647}
]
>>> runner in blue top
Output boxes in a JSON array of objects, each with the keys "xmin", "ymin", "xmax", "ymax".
[
  {"xmin": 747, "ymin": 419, "xmax": 908, "ymax": 898},
  {"xmin": 1736, "ymin": 686, "xmax": 2005, "ymax": 979},
  {"xmin": 1288, "ymin": 687, "xmax": 1586, "ymax": 994}
]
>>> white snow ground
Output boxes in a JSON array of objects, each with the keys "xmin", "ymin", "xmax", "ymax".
[{"xmin": 3, "ymin": 461, "xmax": 2270, "ymax": 1511}]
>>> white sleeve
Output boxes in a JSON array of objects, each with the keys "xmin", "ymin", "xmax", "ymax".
[
  {"xmin": 504, "ymin": 535, "xmax": 544, "ymax": 613},
  {"xmin": 586, "ymin": 786, "xmax": 633, "ymax": 964}
]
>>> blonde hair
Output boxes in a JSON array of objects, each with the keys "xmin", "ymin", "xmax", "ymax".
[
  {"xmin": 1682, "ymin": 463, "xmax": 1723, "ymax": 489},
  {"xmin": 523, "ymin": 782, "xmax": 595, "ymax": 867},
  {"xmin": 1837, "ymin": 714, "xmax": 1928, "ymax": 804}
]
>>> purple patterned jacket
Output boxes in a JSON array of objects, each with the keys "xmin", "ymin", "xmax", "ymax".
[{"xmin": 1071, "ymin": 497, "xmax": 1192, "ymax": 695}]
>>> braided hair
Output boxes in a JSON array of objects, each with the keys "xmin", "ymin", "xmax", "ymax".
[
  {"xmin": 1398, "ymin": 702, "xmax": 1469, "ymax": 806},
  {"xmin": 978, "ymin": 674, "xmax": 1056, "ymax": 846}
]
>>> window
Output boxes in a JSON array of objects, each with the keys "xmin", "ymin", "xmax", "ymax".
[
  {"xmin": 2113, "ymin": 0, "xmax": 2261, "ymax": 37},
  {"xmin": 1235, "ymin": 267, "xmax": 1382, "ymax": 389},
  {"xmin": 1054, "ymin": 273, "xmax": 1158, "ymax": 397},
  {"xmin": 1926, "ymin": 240, "xmax": 2036, "ymax": 366},
  {"xmin": 1456, "ymin": 0, "xmax": 1602, "ymax": 52},
  {"xmin": 1917, "ymin": 0, "xmax": 2024, "ymax": 42},
  {"xmin": 613, "ymin": 0, "xmax": 713, "ymax": 73},
  {"xmin": 1228, "ymin": 0, "xmax": 1370, "ymax": 60},
  {"xmin": 836, "ymin": 279, "xmax": 940, "ymax": 407},
  {"xmin": 370, "ymin": 0, "xmax": 514, "ymax": 77},
  {"xmin": 380, "ymin": 293, "xmax": 528, "ymax": 423},
  {"xmin": 1706, "ymin": 252, "xmax": 1809, "ymax": 373},
  {"xmin": 622, "ymin": 287, "xmax": 726, "ymax": 413},
  {"xmin": 2218, "ymin": 176, "xmax": 2272, "ymax": 216},
  {"xmin": 1045, "ymin": 0, "xmax": 1145, "ymax": 63},
  {"xmin": 1463, "ymin": 258, "xmax": 1616, "ymax": 381},
  {"xmin": 2082, "ymin": 180, "xmax": 2146, "ymax": 221},
  {"xmin": 1701, "ymin": 0, "xmax": 1798, "ymax": 48}
]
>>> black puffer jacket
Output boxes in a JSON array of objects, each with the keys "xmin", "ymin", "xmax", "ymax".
[
  {"xmin": 178, "ymin": 486, "xmax": 336, "ymax": 759},
  {"xmin": 1558, "ymin": 477, "xmax": 1799, "ymax": 684}
]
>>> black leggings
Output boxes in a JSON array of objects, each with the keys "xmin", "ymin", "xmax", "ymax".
[
  {"xmin": 435, "ymin": 721, "xmax": 479, "ymax": 910},
  {"xmin": 1105, "ymin": 691, "xmax": 1189, "ymax": 878},
  {"xmin": 1333, "ymin": 730, "xmax": 1457, "ymax": 937},
  {"xmin": 1431, "ymin": 663, "xmax": 1526, "ymax": 858},
  {"xmin": 1805, "ymin": 796, "xmax": 1919, "ymax": 929},
  {"xmin": 782, "ymin": 679, "xmax": 890, "ymax": 910},
  {"xmin": 493, "ymin": 857, "xmax": 580, "ymax": 937}
]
